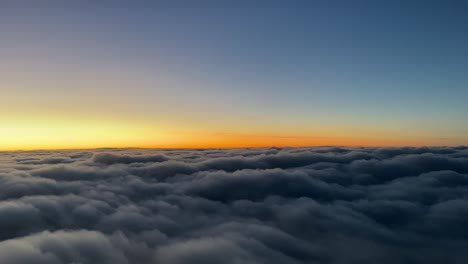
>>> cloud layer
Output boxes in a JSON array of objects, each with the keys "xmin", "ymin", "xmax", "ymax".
[{"xmin": 1, "ymin": 146, "xmax": 468, "ymax": 263}]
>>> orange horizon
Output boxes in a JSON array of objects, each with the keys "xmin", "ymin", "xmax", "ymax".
[
  {"xmin": 2, "ymin": 140, "xmax": 465, "ymax": 152},
  {"xmin": 1, "ymin": 117, "xmax": 465, "ymax": 151}
]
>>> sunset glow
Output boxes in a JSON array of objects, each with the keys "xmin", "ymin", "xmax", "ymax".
[
  {"xmin": 0, "ymin": 115, "xmax": 462, "ymax": 150},
  {"xmin": 1, "ymin": 1, "xmax": 467, "ymax": 150},
  {"xmin": 1, "ymin": 2, "xmax": 468, "ymax": 263}
]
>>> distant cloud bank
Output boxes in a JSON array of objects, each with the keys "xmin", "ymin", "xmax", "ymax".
[{"xmin": 1, "ymin": 146, "xmax": 468, "ymax": 263}]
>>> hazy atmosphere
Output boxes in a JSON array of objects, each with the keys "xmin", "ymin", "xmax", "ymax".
[
  {"xmin": 1, "ymin": 1, "xmax": 468, "ymax": 264},
  {"xmin": 1, "ymin": 1, "xmax": 468, "ymax": 149}
]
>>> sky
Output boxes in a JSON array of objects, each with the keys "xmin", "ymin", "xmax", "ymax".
[{"xmin": 1, "ymin": 0, "xmax": 467, "ymax": 150}]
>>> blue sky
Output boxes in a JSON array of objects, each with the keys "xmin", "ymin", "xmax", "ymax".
[{"xmin": 1, "ymin": 1, "xmax": 467, "ymax": 148}]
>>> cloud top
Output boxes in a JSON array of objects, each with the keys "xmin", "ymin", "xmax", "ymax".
[{"xmin": 0, "ymin": 146, "xmax": 467, "ymax": 263}]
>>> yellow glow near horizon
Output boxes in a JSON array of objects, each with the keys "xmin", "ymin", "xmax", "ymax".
[
  {"xmin": 0, "ymin": 105, "xmax": 465, "ymax": 151},
  {"xmin": 0, "ymin": 116, "xmax": 169, "ymax": 151},
  {"xmin": 0, "ymin": 115, "xmax": 461, "ymax": 151}
]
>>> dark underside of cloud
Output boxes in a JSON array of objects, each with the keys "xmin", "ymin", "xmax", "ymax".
[{"xmin": 1, "ymin": 146, "xmax": 468, "ymax": 264}]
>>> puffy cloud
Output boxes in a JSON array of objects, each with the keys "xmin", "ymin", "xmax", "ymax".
[
  {"xmin": 0, "ymin": 147, "xmax": 467, "ymax": 263},
  {"xmin": 0, "ymin": 230, "xmax": 131, "ymax": 264},
  {"xmin": 16, "ymin": 157, "xmax": 75, "ymax": 165},
  {"xmin": 92, "ymin": 153, "xmax": 168, "ymax": 165}
]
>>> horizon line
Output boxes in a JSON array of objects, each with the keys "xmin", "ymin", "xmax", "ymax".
[{"xmin": 1, "ymin": 144, "xmax": 466, "ymax": 153}]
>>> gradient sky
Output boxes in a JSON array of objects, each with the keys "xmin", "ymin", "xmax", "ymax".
[{"xmin": 1, "ymin": 0, "xmax": 468, "ymax": 150}]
